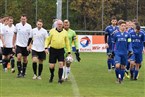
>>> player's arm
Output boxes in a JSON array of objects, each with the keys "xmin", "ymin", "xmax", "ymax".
[
  {"xmin": 143, "ymin": 33, "xmax": 145, "ymax": 53},
  {"xmin": 0, "ymin": 29, "xmax": 5, "ymax": 47},
  {"xmin": 104, "ymin": 27, "xmax": 109, "ymax": 48},
  {"xmin": 44, "ymin": 31, "xmax": 52, "ymax": 54},
  {"xmin": 127, "ymin": 35, "xmax": 133, "ymax": 56},
  {"xmin": 12, "ymin": 33, "xmax": 17, "ymax": 48},
  {"xmin": 73, "ymin": 32, "xmax": 81, "ymax": 62},
  {"xmin": 1, "ymin": 35, "xmax": 5, "ymax": 47},
  {"xmin": 65, "ymin": 33, "xmax": 71, "ymax": 54},
  {"xmin": 27, "ymin": 29, "xmax": 33, "ymax": 47}
]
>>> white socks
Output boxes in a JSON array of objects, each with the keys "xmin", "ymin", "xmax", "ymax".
[{"xmin": 62, "ymin": 66, "xmax": 71, "ymax": 79}]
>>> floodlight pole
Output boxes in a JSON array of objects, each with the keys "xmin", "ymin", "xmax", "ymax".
[
  {"xmin": 5, "ymin": 0, "xmax": 7, "ymax": 15},
  {"xmin": 102, "ymin": 0, "xmax": 104, "ymax": 31},
  {"xmin": 66, "ymin": 0, "xmax": 69, "ymax": 19},
  {"xmin": 56, "ymin": 0, "xmax": 62, "ymax": 20},
  {"xmin": 136, "ymin": 0, "xmax": 139, "ymax": 21},
  {"xmin": 36, "ymin": 0, "xmax": 38, "ymax": 23}
]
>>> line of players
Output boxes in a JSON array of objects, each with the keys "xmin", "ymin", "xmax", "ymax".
[
  {"xmin": 105, "ymin": 17, "xmax": 145, "ymax": 84},
  {"xmin": 0, "ymin": 15, "xmax": 80, "ymax": 83}
]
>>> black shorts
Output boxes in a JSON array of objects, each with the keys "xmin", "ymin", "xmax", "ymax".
[
  {"xmin": 49, "ymin": 47, "xmax": 65, "ymax": 64},
  {"xmin": 32, "ymin": 50, "xmax": 46, "ymax": 60},
  {"xmin": 2, "ymin": 48, "xmax": 13, "ymax": 55},
  {"xmin": 16, "ymin": 45, "xmax": 29, "ymax": 56}
]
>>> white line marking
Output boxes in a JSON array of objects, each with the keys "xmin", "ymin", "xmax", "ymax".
[{"xmin": 69, "ymin": 72, "xmax": 80, "ymax": 97}]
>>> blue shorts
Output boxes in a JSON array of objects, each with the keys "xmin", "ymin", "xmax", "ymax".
[
  {"xmin": 129, "ymin": 53, "xmax": 142, "ymax": 64},
  {"xmin": 114, "ymin": 54, "xmax": 127, "ymax": 65}
]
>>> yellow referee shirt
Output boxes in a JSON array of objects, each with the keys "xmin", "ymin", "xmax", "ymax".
[{"xmin": 45, "ymin": 28, "xmax": 71, "ymax": 52}]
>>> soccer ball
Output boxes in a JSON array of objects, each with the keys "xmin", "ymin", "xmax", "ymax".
[{"xmin": 66, "ymin": 56, "xmax": 73, "ymax": 64}]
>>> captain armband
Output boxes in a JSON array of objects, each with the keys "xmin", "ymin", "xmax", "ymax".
[{"xmin": 128, "ymin": 38, "xmax": 131, "ymax": 42}]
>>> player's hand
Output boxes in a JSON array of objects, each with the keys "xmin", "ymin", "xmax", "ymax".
[
  {"xmin": 45, "ymin": 48, "xmax": 49, "ymax": 54},
  {"xmin": 105, "ymin": 43, "xmax": 109, "ymax": 49},
  {"xmin": 143, "ymin": 49, "xmax": 145, "ymax": 54},
  {"xmin": 75, "ymin": 50, "xmax": 81, "ymax": 62},
  {"xmin": 12, "ymin": 46, "xmax": 16, "ymax": 53},
  {"xmin": 3, "ymin": 44, "xmax": 6, "ymax": 48},
  {"xmin": 12, "ymin": 48, "xmax": 15, "ymax": 53},
  {"xmin": 27, "ymin": 46, "xmax": 31, "ymax": 51}
]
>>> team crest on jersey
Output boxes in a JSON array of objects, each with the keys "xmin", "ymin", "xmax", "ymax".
[
  {"xmin": 139, "ymin": 34, "xmax": 141, "ymax": 37},
  {"xmin": 125, "ymin": 34, "xmax": 128, "ymax": 37}
]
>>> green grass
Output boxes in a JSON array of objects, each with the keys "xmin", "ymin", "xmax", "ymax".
[{"xmin": 0, "ymin": 53, "xmax": 145, "ymax": 97}]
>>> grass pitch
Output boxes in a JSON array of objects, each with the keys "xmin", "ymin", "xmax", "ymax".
[{"xmin": 0, "ymin": 53, "xmax": 144, "ymax": 97}]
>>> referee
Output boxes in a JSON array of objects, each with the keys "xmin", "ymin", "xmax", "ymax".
[
  {"xmin": 13, "ymin": 14, "xmax": 32, "ymax": 78},
  {"xmin": 45, "ymin": 20, "xmax": 71, "ymax": 84}
]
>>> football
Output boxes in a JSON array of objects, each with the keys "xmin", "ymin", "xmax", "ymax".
[{"xmin": 66, "ymin": 56, "xmax": 73, "ymax": 64}]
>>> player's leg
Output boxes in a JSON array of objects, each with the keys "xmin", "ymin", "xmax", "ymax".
[
  {"xmin": 129, "ymin": 54, "xmax": 135, "ymax": 80},
  {"xmin": 16, "ymin": 46, "xmax": 23, "ymax": 77},
  {"xmin": 120, "ymin": 54, "xmax": 127, "ymax": 82},
  {"xmin": 114, "ymin": 54, "xmax": 121, "ymax": 83},
  {"xmin": 49, "ymin": 47, "xmax": 56, "ymax": 83},
  {"xmin": 65, "ymin": 62, "xmax": 71, "ymax": 80},
  {"xmin": 37, "ymin": 51, "xmax": 46, "ymax": 80},
  {"xmin": 21, "ymin": 47, "xmax": 29, "ymax": 77},
  {"xmin": 62, "ymin": 61, "xmax": 66, "ymax": 80},
  {"xmin": 32, "ymin": 51, "xmax": 38, "ymax": 79},
  {"xmin": 124, "ymin": 58, "xmax": 130, "ymax": 79},
  {"xmin": 10, "ymin": 52, "xmax": 15, "ymax": 73},
  {"xmin": 62, "ymin": 53, "xmax": 67, "ymax": 80},
  {"xmin": 22, "ymin": 56, "xmax": 28, "ymax": 77},
  {"xmin": 0, "ymin": 47, "xmax": 2, "ymax": 63},
  {"xmin": 134, "ymin": 53, "xmax": 142, "ymax": 80},
  {"xmin": 58, "ymin": 48, "xmax": 65, "ymax": 84},
  {"xmin": 2, "ymin": 48, "xmax": 11, "ymax": 72},
  {"xmin": 107, "ymin": 53, "xmax": 112, "ymax": 71}
]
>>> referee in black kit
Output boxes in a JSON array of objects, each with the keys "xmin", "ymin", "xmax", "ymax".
[{"xmin": 45, "ymin": 19, "xmax": 71, "ymax": 84}]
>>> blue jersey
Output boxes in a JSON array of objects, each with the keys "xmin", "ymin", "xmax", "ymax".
[
  {"xmin": 128, "ymin": 28, "xmax": 134, "ymax": 34},
  {"xmin": 113, "ymin": 31, "xmax": 132, "ymax": 55},
  {"xmin": 105, "ymin": 25, "xmax": 119, "ymax": 44},
  {"xmin": 140, "ymin": 29, "xmax": 145, "ymax": 35},
  {"xmin": 130, "ymin": 31, "xmax": 145, "ymax": 53}
]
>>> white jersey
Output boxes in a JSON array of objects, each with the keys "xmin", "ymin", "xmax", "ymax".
[
  {"xmin": 30, "ymin": 27, "xmax": 48, "ymax": 52},
  {"xmin": 1, "ymin": 25, "xmax": 16, "ymax": 48},
  {"xmin": 15, "ymin": 22, "xmax": 32, "ymax": 47},
  {"xmin": 0, "ymin": 23, "xmax": 3, "ymax": 47}
]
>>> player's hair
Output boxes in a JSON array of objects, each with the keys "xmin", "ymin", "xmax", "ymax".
[
  {"xmin": 8, "ymin": 16, "xmax": 13, "ymax": 20},
  {"xmin": 37, "ymin": 19, "xmax": 43, "ymax": 23},
  {"xmin": 64, "ymin": 19, "xmax": 69, "ymax": 23},
  {"xmin": 21, "ymin": 14, "xmax": 27, "ymax": 18},
  {"xmin": 118, "ymin": 19, "xmax": 125, "ymax": 25},
  {"xmin": 111, "ymin": 16, "xmax": 117, "ymax": 20},
  {"xmin": 136, "ymin": 25, "xmax": 140, "ymax": 30}
]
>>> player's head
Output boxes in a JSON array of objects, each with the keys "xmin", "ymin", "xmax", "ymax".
[
  {"xmin": 135, "ymin": 23, "xmax": 140, "ymax": 33},
  {"xmin": 3, "ymin": 16, "xmax": 9, "ymax": 25},
  {"xmin": 111, "ymin": 16, "xmax": 117, "ymax": 26},
  {"xmin": 56, "ymin": 19, "xmax": 63, "ymax": 30},
  {"xmin": 119, "ymin": 20, "xmax": 126, "ymax": 32},
  {"xmin": 63, "ymin": 19, "xmax": 70, "ymax": 30},
  {"xmin": 118, "ymin": 19, "xmax": 124, "ymax": 26},
  {"xmin": 36, "ymin": 19, "xmax": 43, "ymax": 29},
  {"xmin": 20, "ymin": 14, "xmax": 27, "ymax": 25},
  {"xmin": 126, "ymin": 21, "xmax": 130, "ymax": 30},
  {"xmin": 8, "ymin": 16, "xmax": 13, "ymax": 26}
]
